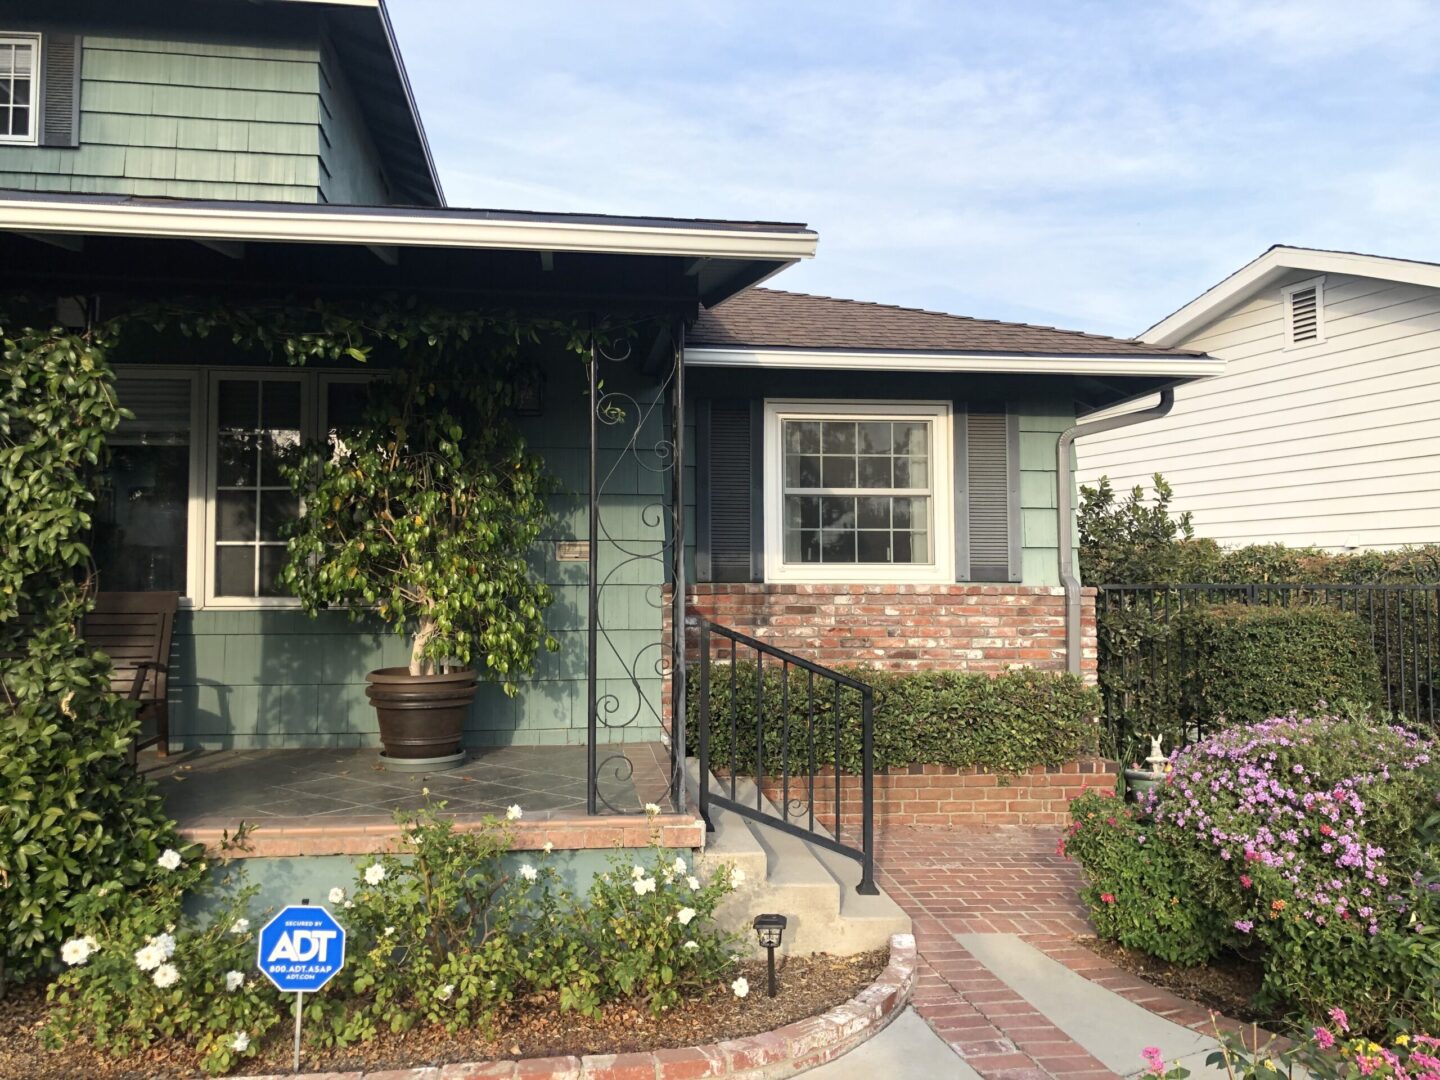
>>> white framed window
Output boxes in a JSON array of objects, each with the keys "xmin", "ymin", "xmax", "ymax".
[
  {"xmin": 0, "ymin": 34, "xmax": 39, "ymax": 145},
  {"xmin": 97, "ymin": 367, "xmax": 379, "ymax": 609},
  {"xmin": 1282, "ymin": 275, "xmax": 1325, "ymax": 347},
  {"xmin": 763, "ymin": 400, "xmax": 954, "ymax": 584}
]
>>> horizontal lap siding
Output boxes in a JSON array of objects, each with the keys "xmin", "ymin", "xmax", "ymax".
[
  {"xmin": 166, "ymin": 353, "xmax": 664, "ymax": 751},
  {"xmin": 1017, "ymin": 398, "xmax": 1073, "ymax": 586},
  {"xmin": 0, "ymin": 32, "xmax": 323, "ymax": 202},
  {"xmin": 1078, "ymin": 271, "xmax": 1440, "ymax": 551}
]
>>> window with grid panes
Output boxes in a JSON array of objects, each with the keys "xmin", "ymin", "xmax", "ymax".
[{"xmin": 0, "ymin": 35, "xmax": 38, "ymax": 144}]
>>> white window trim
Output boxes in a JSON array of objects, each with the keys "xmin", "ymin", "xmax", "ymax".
[
  {"xmin": 0, "ymin": 33, "xmax": 41, "ymax": 146},
  {"xmin": 763, "ymin": 399, "xmax": 954, "ymax": 585},
  {"xmin": 111, "ymin": 365, "xmax": 378, "ymax": 610},
  {"xmin": 1281, "ymin": 275, "xmax": 1325, "ymax": 349}
]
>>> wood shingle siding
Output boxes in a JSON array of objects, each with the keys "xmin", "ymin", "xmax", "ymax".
[{"xmin": 1080, "ymin": 270, "xmax": 1440, "ymax": 551}]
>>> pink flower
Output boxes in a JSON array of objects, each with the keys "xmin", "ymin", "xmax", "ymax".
[
  {"xmin": 1142, "ymin": 1046, "xmax": 1166, "ymax": 1074},
  {"xmin": 1100, "ymin": 893, "xmax": 1116, "ymax": 905},
  {"xmin": 1314, "ymin": 1027, "xmax": 1335, "ymax": 1049},
  {"xmin": 1240, "ymin": 874, "xmax": 1253, "ymax": 889},
  {"xmin": 1328, "ymin": 1007, "xmax": 1350, "ymax": 1033}
]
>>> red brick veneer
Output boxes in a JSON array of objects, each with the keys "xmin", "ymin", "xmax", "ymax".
[
  {"xmin": 684, "ymin": 583, "xmax": 1097, "ymax": 679},
  {"xmin": 756, "ymin": 758, "xmax": 1119, "ymax": 829}
]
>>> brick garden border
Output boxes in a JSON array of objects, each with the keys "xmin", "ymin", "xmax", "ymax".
[{"xmin": 231, "ymin": 933, "xmax": 916, "ymax": 1080}]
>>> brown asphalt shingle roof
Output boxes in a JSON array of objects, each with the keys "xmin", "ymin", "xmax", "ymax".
[{"xmin": 689, "ymin": 288, "xmax": 1206, "ymax": 357}]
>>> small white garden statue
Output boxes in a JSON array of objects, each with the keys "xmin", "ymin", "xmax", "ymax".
[
  {"xmin": 1144, "ymin": 733, "xmax": 1167, "ymax": 773},
  {"xmin": 1123, "ymin": 732, "xmax": 1170, "ymax": 803}
]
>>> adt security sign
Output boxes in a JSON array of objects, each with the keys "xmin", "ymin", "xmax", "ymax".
[{"xmin": 257, "ymin": 904, "xmax": 346, "ymax": 993}]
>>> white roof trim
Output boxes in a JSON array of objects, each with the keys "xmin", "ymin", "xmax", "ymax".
[
  {"xmin": 684, "ymin": 346, "xmax": 1223, "ymax": 378},
  {"xmin": 1143, "ymin": 247, "xmax": 1440, "ymax": 348},
  {"xmin": 0, "ymin": 197, "xmax": 817, "ymax": 261}
]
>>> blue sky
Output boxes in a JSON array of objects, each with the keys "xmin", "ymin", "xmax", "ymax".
[{"xmin": 387, "ymin": 0, "xmax": 1440, "ymax": 338}]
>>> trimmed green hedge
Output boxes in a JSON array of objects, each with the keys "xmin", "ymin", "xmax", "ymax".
[
  {"xmin": 685, "ymin": 663, "xmax": 1100, "ymax": 775},
  {"xmin": 1175, "ymin": 604, "xmax": 1385, "ymax": 728}
]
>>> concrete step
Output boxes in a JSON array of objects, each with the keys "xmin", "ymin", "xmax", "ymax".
[{"xmin": 807, "ymin": 840, "xmax": 913, "ymax": 951}]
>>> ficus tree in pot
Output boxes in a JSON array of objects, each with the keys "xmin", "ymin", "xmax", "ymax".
[{"xmin": 281, "ymin": 357, "xmax": 558, "ymax": 767}]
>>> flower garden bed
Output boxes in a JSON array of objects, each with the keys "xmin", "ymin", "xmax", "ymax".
[{"xmin": 0, "ymin": 941, "xmax": 917, "ymax": 1080}]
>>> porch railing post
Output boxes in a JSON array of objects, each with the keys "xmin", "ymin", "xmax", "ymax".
[
  {"xmin": 698, "ymin": 618, "xmax": 712, "ymax": 831},
  {"xmin": 586, "ymin": 319, "xmax": 599, "ymax": 816},
  {"xmin": 670, "ymin": 321, "xmax": 687, "ymax": 814},
  {"xmin": 858, "ymin": 686, "xmax": 878, "ymax": 895}
]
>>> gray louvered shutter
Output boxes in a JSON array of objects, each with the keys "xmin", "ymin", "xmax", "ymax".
[
  {"xmin": 964, "ymin": 405, "xmax": 1020, "ymax": 581},
  {"xmin": 40, "ymin": 33, "xmax": 82, "ymax": 148},
  {"xmin": 698, "ymin": 399, "xmax": 761, "ymax": 582}
]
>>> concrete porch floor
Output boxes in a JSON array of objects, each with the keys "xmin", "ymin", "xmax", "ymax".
[{"xmin": 139, "ymin": 743, "xmax": 705, "ymax": 856}]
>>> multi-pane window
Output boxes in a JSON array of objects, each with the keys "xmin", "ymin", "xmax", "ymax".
[
  {"xmin": 212, "ymin": 377, "xmax": 303, "ymax": 599},
  {"xmin": 0, "ymin": 35, "xmax": 37, "ymax": 144},
  {"xmin": 765, "ymin": 402, "xmax": 953, "ymax": 584}
]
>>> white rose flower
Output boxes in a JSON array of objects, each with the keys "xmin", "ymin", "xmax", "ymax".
[
  {"xmin": 225, "ymin": 970, "xmax": 245, "ymax": 992},
  {"xmin": 686, "ymin": 875, "xmax": 701, "ymax": 891},
  {"xmin": 731, "ymin": 976, "xmax": 750, "ymax": 998},
  {"xmin": 676, "ymin": 907, "xmax": 696, "ymax": 926},
  {"xmin": 683, "ymin": 940, "xmax": 699, "ymax": 950},
  {"xmin": 153, "ymin": 932, "xmax": 176, "ymax": 960},
  {"xmin": 231, "ymin": 1031, "xmax": 250, "ymax": 1053},
  {"xmin": 518, "ymin": 863, "xmax": 538, "ymax": 882},
  {"xmin": 61, "ymin": 937, "xmax": 95, "ymax": 966},
  {"xmin": 633, "ymin": 876, "xmax": 657, "ymax": 896},
  {"xmin": 344, "ymin": 900, "xmax": 354, "ymax": 909},
  {"xmin": 156, "ymin": 848, "xmax": 182, "ymax": 872},
  {"xmin": 672, "ymin": 857, "xmax": 688, "ymax": 875},
  {"xmin": 505, "ymin": 804, "xmax": 523, "ymax": 821},
  {"xmin": 383, "ymin": 926, "xmax": 395, "ymax": 937},
  {"xmin": 328, "ymin": 887, "xmax": 345, "ymax": 905},
  {"xmin": 730, "ymin": 867, "xmax": 746, "ymax": 887},
  {"xmin": 133, "ymin": 943, "xmax": 164, "ymax": 971},
  {"xmin": 152, "ymin": 963, "xmax": 180, "ymax": 989},
  {"xmin": 229, "ymin": 918, "xmax": 250, "ymax": 935},
  {"xmin": 643, "ymin": 802, "xmax": 662, "ymax": 817},
  {"xmin": 631, "ymin": 865, "xmax": 647, "ymax": 880},
  {"xmin": 364, "ymin": 863, "xmax": 386, "ymax": 886},
  {"xmin": 436, "ymin": 983, "xmax": 454, "ymax": 1001},
  {"xmin": 542, "ymin": 841, "xmax": 554, "ymax": 854}
]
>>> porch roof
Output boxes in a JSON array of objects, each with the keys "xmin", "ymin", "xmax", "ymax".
[{"xmin": 0, "ymin": 190, "xmax": 817, "ymax": 312}]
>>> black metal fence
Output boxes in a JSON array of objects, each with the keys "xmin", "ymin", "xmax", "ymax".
[
  {"xmin": 694, "ymin": 617, "xmax": 877, "ymax": 895},
  {"xmin": 1098, "ymin": 583, "xmax": 1440, "ymax": 758}
]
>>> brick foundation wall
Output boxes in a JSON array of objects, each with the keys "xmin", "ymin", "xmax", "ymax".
[
  {"xmin": 682, "ymin": 583, "xmax": 1097, "ymax": 678},
  {"xmin": 756, "ymin": 758, "xmax": 1119, "ymax": 828}
]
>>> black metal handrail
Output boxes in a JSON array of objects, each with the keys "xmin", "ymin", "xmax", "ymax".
[{"xmin": 694, "ymin": 617, "xmax": 877, "ymax": 895}]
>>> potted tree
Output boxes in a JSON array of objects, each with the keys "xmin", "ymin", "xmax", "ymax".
[{"xmin": 282, "ymin": 360, "xmax": 557, "ymax": 770}]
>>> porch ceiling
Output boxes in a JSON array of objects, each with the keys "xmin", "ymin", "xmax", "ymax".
[{"xmin": 0, "ymin": 191, "xmax": 817, "ymax": 314}]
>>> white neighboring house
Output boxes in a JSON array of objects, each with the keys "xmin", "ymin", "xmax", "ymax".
[{"xmin": 1078, "ymin": 246, "xmax": 1440, "ymax": 552}]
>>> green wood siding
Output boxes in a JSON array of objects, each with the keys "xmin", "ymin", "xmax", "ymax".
[
  {"xmin": 0, "ymin": 25, "xmax": 333, "ymax": 202},
  {"xmin": 1017, "ymin": 398, "xmax": 1075, "ymax": 586},
  {"xmin": 164, "ymin": 351, "xmax": 665, "ymax": 751},
  {"xmin": 317, "ymin": 42, "xmax": 389, "ymax": 205}
]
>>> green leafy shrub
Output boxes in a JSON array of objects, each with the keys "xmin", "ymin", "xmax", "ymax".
[
  {"xmin": 687, "ymin": 663, "xmax": 1100, "ymax": 776},
  {"xmin": 1062, "ymin": 791, "xmax": 1227, "ymax": 964},
  {"xmin": 0, "ymin": 322, "xmax": 184, "ymax": 982},
  {"xmin": 1174, "ymin": 605, "xmax": 1385, "ymax": 728},
  {"xmin": 44, "ymin": 845, "xmax": 280, "ymax": 1075},
  {"xmin": 1066, "ymin": 714, "xmax": 1440, "ymax": 1034}
]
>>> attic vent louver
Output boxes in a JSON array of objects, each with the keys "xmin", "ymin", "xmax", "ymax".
[{"xmin": 1284, "ymin": 277, "xmax": 1324, "ymax": 345}]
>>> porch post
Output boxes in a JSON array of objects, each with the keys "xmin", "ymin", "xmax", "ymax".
[
  {"xmin": 669, "ymin": 321, "xmax": 687, "ymax": 813},
  {"xmin": 586, "ymin": 317, "xmax": 599, "ymax": 816}
]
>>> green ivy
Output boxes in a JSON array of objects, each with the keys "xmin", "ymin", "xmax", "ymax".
[
  {"xmin": 0, "ymin": 321, "xmax": 183, "ymax": 983},
  {"xmin": 687, "ymin": 663, "xmax": 1100, "ymax": 776}
]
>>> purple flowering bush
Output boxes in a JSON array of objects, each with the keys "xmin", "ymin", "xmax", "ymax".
[{"xmin": 1068, "ymin": 714, "xmax": 1440, "ymax": 1033}]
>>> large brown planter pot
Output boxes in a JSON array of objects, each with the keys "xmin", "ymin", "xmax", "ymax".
[{"xmin": 365, "ymin": 667, "xmax": 477, "ymax": 769}]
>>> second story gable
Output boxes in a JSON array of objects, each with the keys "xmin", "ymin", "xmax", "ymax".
[{"xmin": 0, "ymin": 0, "xmax": 441, "ymax": 207}]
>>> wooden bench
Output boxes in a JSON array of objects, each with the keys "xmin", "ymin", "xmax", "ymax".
[{"xmin": 82, "ymin": 591, "xmax": 179, "ymax": 765}]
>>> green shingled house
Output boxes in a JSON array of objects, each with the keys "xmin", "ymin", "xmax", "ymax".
[{"xmin": 0, "ymin": 0, "xmax": 1214, "ymax": 882}]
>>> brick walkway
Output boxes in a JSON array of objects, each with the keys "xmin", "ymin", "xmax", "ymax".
[{"xmin": 876, "ymin": 825, "xmax": 1118, "ymax": 1080}]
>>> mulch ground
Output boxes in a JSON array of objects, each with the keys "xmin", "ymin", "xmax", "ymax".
[
  {"xmin": 1079, "ymin": 936, "xmax": 1270, "ymax": 1025},
  {"xmin": 0, "ymin": 950, "xmax": 887, "ymax": 1079}
]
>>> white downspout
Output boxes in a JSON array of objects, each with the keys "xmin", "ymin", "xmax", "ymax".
[{"xmin": 1056, "ymin": 389, "xmax": 1175, "ymax": 677}]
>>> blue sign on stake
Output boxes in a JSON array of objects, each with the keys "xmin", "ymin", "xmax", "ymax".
[{"xmin": 257, "ymin": 904, "xmax": 346, "ymax": 994}]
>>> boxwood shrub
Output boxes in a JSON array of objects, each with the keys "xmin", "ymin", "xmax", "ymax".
[
  {"xmin": 686, "ymin": 663, "xmax": 1100, "ymax": 776},
  {"xmin": 1174, "ymin": 604, "xmax": 1385, "ymax": 728}
]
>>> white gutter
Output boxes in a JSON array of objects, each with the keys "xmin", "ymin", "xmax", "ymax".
[
  {"xmin": 0, "ymin": 198, "xmax": 818, "ymax": 262},
  {"xmin": 685, "ymin": 346, "xmax": 1221, "ymax": 378}
]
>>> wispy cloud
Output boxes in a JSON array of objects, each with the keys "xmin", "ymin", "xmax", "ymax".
[{"xmin": 389, "ymin": 0, "xmax": 1440, "ymax": 335}]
